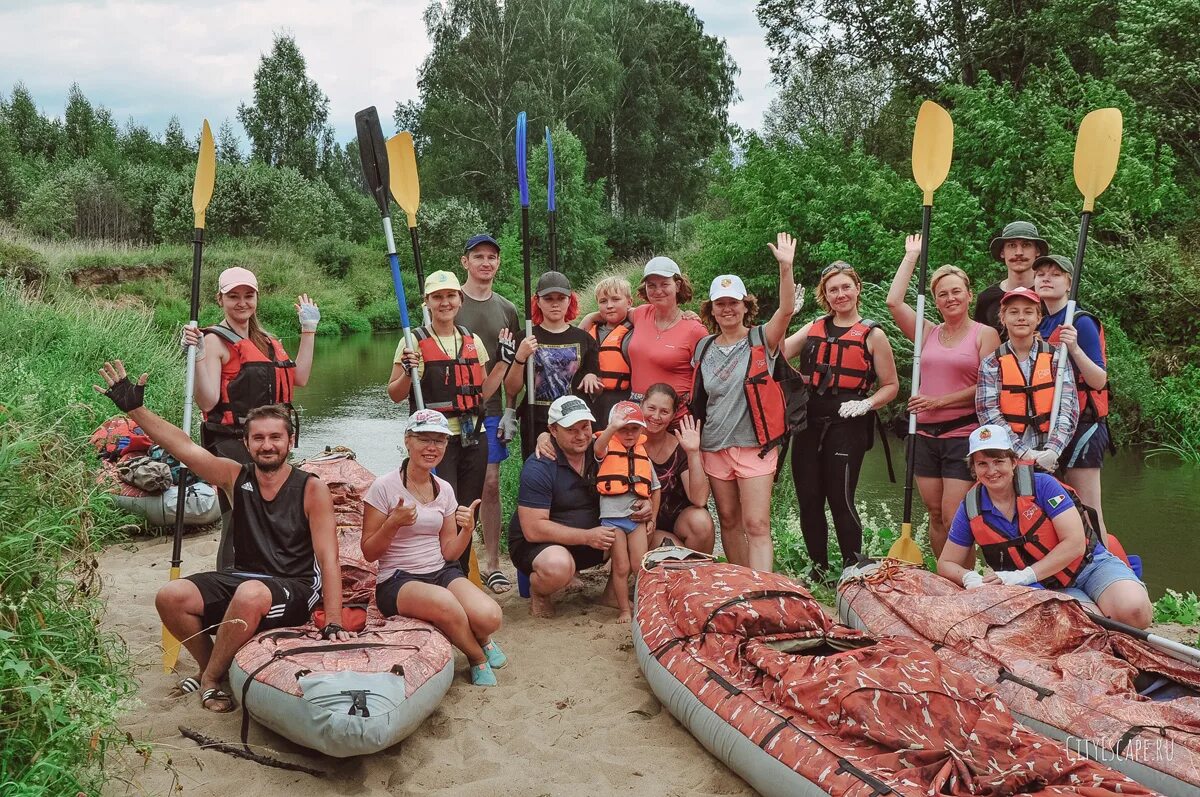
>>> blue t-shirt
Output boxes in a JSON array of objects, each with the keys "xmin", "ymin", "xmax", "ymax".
[
  {"xmin": 1039, "ymin": 307, "xmax": 1105, "ymax": 370},
  {"xmin": 948, "ymin": 472, "xmax": 1077, "ymax": 548},
  {"xmin": 507, "ymin": 443, "xmax": 600, "ymax": 547}
]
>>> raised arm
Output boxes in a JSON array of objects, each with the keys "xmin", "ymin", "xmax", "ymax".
[
  {"xmin": 783, "ymin": 321, "xmax": 814, "ymax": 361},
  {"xmin": 674, "ymin": 416, "xmax": 710, "ymax": 507},
  {"xmin": 763, "ymin": 232, "xmax": 798, "ymax": 352},
  {"xmin": 886, "ymin": 234, "xmax": 931, "ymax": 343},
  {"xmin": 293, "ymin": 294, "xmax": 320, "ymax": 387}
]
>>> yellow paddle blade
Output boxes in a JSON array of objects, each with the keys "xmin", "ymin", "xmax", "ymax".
[
  {"xmin": 388, "ymin": 132, "xmax": 420, "ymax": 229},
  {"xmin": 888, "ymin": 522, "xmax": 924, "ymax": 565},
  {"xmin": 192, "ymin": 119, "xmax": 216, "ymax": 230},
  {"xmin": 911, "ymin": 101, "xmax": 954, "ymax": 205},
  {"xmin": 161, "ymin": 564, "xmax": 182, "ymax": 672},
  {"xmin": 1074, "ymin": 108, "xmax": 1122, "ymax": 212}
]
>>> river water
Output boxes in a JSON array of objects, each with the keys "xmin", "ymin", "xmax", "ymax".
[{"xmin": 291, "ymin": 332, "xmax": 1199, "ymax": 599}]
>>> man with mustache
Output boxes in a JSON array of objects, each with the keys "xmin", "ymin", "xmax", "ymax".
[
  {"xmin": 973, "ymin": 221, "xmax": 1050, "ymax": 337},
  {"xmin": 95, "ymin": 360, "xmax": 349, "ymax": 714}
]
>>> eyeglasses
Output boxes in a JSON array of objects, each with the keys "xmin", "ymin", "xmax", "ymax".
[
  {"xmin": 821, "ymin": 262, "xmax": 856, "ymax": 277},
  {"xmin": 409, "ymin": 434, "xmax": 449, "ymax": 448}
]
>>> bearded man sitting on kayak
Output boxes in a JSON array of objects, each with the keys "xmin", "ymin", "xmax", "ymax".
[
  {"xmin": 936, "ymin": 424, "xmax": 1151, "ymax": 628},
  {"xmin": 95, "ymin": 360, "xmax": 351, "ymax": 713}
]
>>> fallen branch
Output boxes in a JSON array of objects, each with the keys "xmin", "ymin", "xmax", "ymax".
[{"xmin": 178, "ymin": 726, "xmax": 326, "ymax": 777}]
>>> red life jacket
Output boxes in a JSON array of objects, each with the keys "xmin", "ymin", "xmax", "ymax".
[
  {"xmin": 799, "ymin": 316, "xmax": 879, "ymax": 396},
  {"xmin": 413, "ymin": 325, "xmax": 485, "ymax": 418},
  {"xmin": 690, "ymin": 326, "xmax": 789, "ymax": 457},
  {"xmin": 1045, "ymin": 311, "xmax": 1109, "ymax": 421},
  {"xmin": 965, "ymin": 464, "xmax": 1096, "ymax": 589},
  {"xmin": 589, "ymin": 320, "xmax": 632, "ymax": 392},
  {"xmin": 595, "ymin": 433, "xmax": 654, "ymax": 499},
  {"xmin": 996, "ymin": 339, "xmax": 1056, "ymax": 436},
  {"xmin": 90, "ymin": 416, "xmax": 154, "ymax": 461},
  {"xmin": 203, "ymin": 324, "xmax": 296, "ymax": 430}
]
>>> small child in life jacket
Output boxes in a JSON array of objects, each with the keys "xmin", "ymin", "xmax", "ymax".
[
  {"xmin": 588, "ymin": 276, "xmax": 635, "ymax": 425},
  {"xmin": 595, "ymin": 401, "xmax": 660, "ymax": 623}
]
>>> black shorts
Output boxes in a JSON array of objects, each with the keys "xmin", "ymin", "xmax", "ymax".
[
  {"xmin": 509, "ymin": 536, "xmax": 606, "ymax": 576},
  {"xmin": 185, "ymin": 571, "xmax": 315, "ymax": 631},
  {"xmin": 1061, "ymin": 422, "xmax": 1109, "ymax": 470},
  {"xmin": 913, "ymin": 434, "xmax": 972, "ymax": 481},
  {"xmin": 375, "ymin": 563, "xmax": 467, "ymax": 615}
]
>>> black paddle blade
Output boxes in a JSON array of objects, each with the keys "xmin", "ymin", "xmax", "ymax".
[{"xmin": 355, "ymin": 106, "xmax": 391, "ymax": 218}]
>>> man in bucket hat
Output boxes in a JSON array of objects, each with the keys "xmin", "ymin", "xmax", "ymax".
[{"xmin": 973, "ymin": 221, "xmax": 1050, "ymax": 336}]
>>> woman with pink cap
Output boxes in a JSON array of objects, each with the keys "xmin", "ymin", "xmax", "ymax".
[{"xmin": 181, "ymin": 266, "xmax": 320, "ymax": 570}]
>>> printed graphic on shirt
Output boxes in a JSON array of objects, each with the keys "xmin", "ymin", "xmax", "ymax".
[
  {"xmin": 534, "ymin": 343, "xmax": 582, "ymax": 404},
  {"xmin": 1048, "ymin": 494, "xmax": 1066, "ymax": 509}
]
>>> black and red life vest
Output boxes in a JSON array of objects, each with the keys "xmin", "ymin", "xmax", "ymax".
[
  {"xmin": 1045, "ymin": 311, "xmax": 1109, "ymax": 422},
  {"xmin": 996, "ymin": 339, "xmax": 1056, "ymax": 436},
  {"xmin": 203, "ymin": 324, "xmax": 296, "ymax": 430},
  {"xmin": 595, "ymin": 433, "xmax": 654, "ymax": 499},
  {"xmin": 413, "ymin": 325, "xmax": 485, "ymax": 418},
  {"xmin": 965, "ymin": 464, "xmax": 1096, "ymax": 589},
  {"xmin": 799, "ymin": 316, "xmax": 880, "ymax": 396},
  {"xmin": 589, "ymin": 320, "xmax": 633, "ymax": 392}
]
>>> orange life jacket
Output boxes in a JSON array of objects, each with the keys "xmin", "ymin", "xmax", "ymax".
[
  {"xmin": 595, "ymin": 433, "xmax": 654, "ymax": 499},
  {"xmin": 996, "ymin": 339, "xmax": 1055, "ymax": 436},
  {"xmin": 413, "ymin": 326, "xmax": 485, "ymax": 418},
  {"xmin": 690, "ymin": 326, "xmax": 790, "ymax": 457},
  {"xmin": 1045, "ymin": 311, "xmax": 1109, "ymax": 421},
  {"xmin": 799, "ymin": 316, "xmax": 879, "ymax": 396},
  {"xmin": 589, "ymin": 320, "xmax": 632, "ymax": 392},
  {"xmin": 965, "ymin": 464, "xmax": 1096, "ymax": 589},
  {"xmin": 203, "ymin": 324, "xmax": 296, "ymax": 430}
]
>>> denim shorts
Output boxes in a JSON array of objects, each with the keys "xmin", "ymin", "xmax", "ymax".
[
  {"xmin": 1058, "ymin": 548, "xmax": 1145, "ymax": 605},
  {"xmin": 483, "ymin": 415, "xmax": 509, "ymax": 465}
]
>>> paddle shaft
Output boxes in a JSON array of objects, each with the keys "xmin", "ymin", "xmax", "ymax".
[
  {"xmin": 170, "ymin": 228, "xmax": 205, "ymax": 570},
  {"xmin": 521, "ymin": 206, "xmax": 534, "ymax": 450},
  {"xmin": 547, "ymin": 211, "xmax": 558, "ymax": 272},
  {"xmin": 1085, "ymin": 609, "xmax": 1200, "ymax": 666},
  {"xmin": 406, "ymin": 224, "xmax": 432, "ymax": 326},
  {"xmin": 902, "ymin": 205, "xmax": 933, "ymax": 528},
  {"xmin": 1048, "ymin": 212, "xmax": 1091, "ymax": 432},
  {"xmin": 383, "ymin": 217, "xmax": 424, "ymax": 409}
]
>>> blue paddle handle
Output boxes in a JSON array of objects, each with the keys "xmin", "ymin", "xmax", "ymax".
[
  {"xmin": 517, "ymin": 112, "xmax": 529, "ymax": 208},
  {"xmin": 388, "ymin": 251, "xmax": 411, "ymax": 329}
]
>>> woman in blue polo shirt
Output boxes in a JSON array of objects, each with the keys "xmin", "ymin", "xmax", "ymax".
[{"xmin": 936, "ymin": 424, "xmax": 1151, "ymax": 629}]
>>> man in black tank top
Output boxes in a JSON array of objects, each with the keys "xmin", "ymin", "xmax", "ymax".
[{"xmin": 95, "ymin": 361, "xmax": 350, "ymax": 713}]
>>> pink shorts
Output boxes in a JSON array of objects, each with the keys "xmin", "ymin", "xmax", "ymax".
[{"xmin": 701, "ymin": 447, "xmax": 778, "ymax": 481}]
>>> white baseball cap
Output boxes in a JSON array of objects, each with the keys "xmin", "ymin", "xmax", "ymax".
[
  {"xmin": 709, "ymin": 274, "xmax": 747, "ymax": 301},
  {"xmin": 406, "ymin": 409, "xmax": 451, "ymax": 436},
  {"xmin": 547, "ymin": 395, "xmax": 596, "ymax": 428},
  {"xmin": 218, "ymin": 267, "xmax": 258, "ymax": 294},
  {"xmin": 966, "ymin": 424, "xmax": 1014, "ymax": 457},
  {"xmin": 642, "ymin": 256, "xmax": 681, "ymax": 279},
  {"xmin": 423, "ymin": 270, "xmax": 462, "ymax": 295}
]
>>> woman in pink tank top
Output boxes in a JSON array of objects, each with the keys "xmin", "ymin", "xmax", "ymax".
[{"xmin": 887, "ymin": 234, "xmax": 1001, "ymax": 555}]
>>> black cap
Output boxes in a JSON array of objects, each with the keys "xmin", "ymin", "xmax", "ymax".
[
  {"xmin": 536, "ymin": 270, "xmax": 572, "ymax": 297},
  {"xmin": 464, "ymin": 234, "xmax": 500, "ymax": 253}
]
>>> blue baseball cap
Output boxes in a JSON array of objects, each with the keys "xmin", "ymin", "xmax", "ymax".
[{"xmin": 464, "ymin": 234, "xmax": 500, "ymax": 253}]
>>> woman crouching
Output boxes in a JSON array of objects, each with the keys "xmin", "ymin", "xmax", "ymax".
[{"xmin": 361, "ymin": 409, "xmax": 507, "ymax": 685}]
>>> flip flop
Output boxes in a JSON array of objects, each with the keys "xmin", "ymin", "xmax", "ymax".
[
  {"xmin": 169, "ymin": 676, "xmax": 201, "ymax": 698},
  {"xmin": 200, "ymin": 687, "xmax": 236, "ymax": 713},
  {"xmin": 484, "ymin": 570, "xmax": 512, "ymax": 594}
]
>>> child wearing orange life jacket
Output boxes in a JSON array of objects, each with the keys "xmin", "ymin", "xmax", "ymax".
[
  {"xmin": 587, "ymin": 276, "xmax": 635, "ymax": 426},
  {"xmin": 595, "ymin": 401, "xmax": 660, "ymax": 623}
]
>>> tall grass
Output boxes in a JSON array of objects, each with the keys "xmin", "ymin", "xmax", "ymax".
[{"xmin": 0, "ymin": 279, "xmax": 182, "ymax": 794}]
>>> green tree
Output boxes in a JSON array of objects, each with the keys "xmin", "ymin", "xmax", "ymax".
[
  {"xmin": 237, "ymin": 33, "xmax": 332, "ymax": 178},
  {"xmin": 4, "ymin": 83, "xmax": 61, "ymax": 159},
  {"xmin": 216, "ymin": 118, "xmax": 242, "ymax": 163},
  {"xmin": 162, "ymin": 115, "xmax": 193, "ymax": 170},
  {"xmin": 63, "ymin": 83, "xmax": 96, "ymax": 160}
]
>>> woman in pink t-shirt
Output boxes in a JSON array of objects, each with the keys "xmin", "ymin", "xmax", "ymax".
[
  {"xmin": 625, "ymin": 257, "xmax": 709, "ymax": 407},
  {"xmin": 886, "ymin": 234, "xmax": 1000, "ymax": 556},
  {"xmin": 361, "ymin": 409, "xmax": 506, "ymax": 687}
]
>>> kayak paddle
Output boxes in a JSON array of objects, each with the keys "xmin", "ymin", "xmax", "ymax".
[
  {"xmin": 516, "ymin": 112, "xmax": 534, "ymax": 457},
  {"xmin": 356, "ymin": 106, "xmax": 423, "ymax": 409},
  {"xmin": 164, "ymin": 119, "xmax": 215, "ymax": 672},
  {"xmin": 1084, "ymin": 609, "xmax": 1200, "ymax": 668},
  {"xmin": 388, "ymin": 132, "xmax": 431, "ymax": 326},
  {"xmin": 1048, "ymin": 109, "xmax": 1122, "ymax": 432},
  {"xmin": 891, "ymin": 101, "xmax": 953, "ymax": 567},
  {"xmin": 546, "ymin": 126, "xmax": 557, "ymax": 272}
]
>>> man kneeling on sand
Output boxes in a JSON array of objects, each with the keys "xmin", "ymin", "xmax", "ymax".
[
  {"xmin": 507, "ymin": 396, "xmax": 652, "ymax": 618},
  {"xmin": 95, "ymin": 360, "xmax": 350, "ymax": 713}
]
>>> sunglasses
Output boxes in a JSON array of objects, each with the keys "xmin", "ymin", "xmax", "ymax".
[{"xmin": 821, "ymin": 263, "xmax": 856, "ymax": 277}]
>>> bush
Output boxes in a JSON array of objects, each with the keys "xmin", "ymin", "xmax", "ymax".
[
  {"xmin": 606, "ymin": 214, "xmax": 674, "ymax": 260},
  {"xmin": 0, "ymin": 238, "xmax": 48, "ymax": 287},
  {"xmin": 310, "ymin": 234, "xmax": 354, "ymax": 279}
]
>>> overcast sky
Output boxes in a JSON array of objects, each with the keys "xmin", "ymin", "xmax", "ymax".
[{"xmin": 0, "ymin": 0, "xmax": 775, "ymax": 144}]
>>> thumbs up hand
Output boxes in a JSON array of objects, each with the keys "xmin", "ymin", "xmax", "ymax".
[
  {"xmin": 456, "ymin": 499, "xmax": 483, "ymax": 531},
  {"xmin": 389, "ymin": 498, "xmax": 417, "ymax": 528}
]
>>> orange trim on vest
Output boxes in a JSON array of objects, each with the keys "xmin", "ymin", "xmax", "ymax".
[
  {"xmin": 589, "ymin": 320, "xmax": 632, "ymax": 392},
  {"xmin": 203, "ymin": 326, "xmax": 296, "ymax": 429},
  {"xmin": 1046, "ymin": 312, "xmax": 1109, "ymax": 421},
  {"xmin": 414, "ymin": 326, "xmax": 485, "ymax": 417},
  {"xmin": 997, "ymin": 340, "xmax": 1055, "ymax": 435},
  {"xmin": 800, "ymin": 316, "xmax": 877, "ymax": 395},
  {"xmin": 595, "ymin": 433, "xmax": 654, "ymax": 498}
]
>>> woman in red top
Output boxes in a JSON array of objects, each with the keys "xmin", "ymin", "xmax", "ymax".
[{"xmin": 624, "ymin": 257, "xmax": 709, "ymax": 408}]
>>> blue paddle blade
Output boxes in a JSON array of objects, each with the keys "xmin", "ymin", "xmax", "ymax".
[
  {"xmin": 355, "ymin": 106, "xmax": 390, "ymax": 218},
  {"xmin": 546, "ymin": 126, "xmax": 556, "ymax": 212},
  {"xmin": 516, "ymin": 111, "xmax": 529, "ymax": 208}
]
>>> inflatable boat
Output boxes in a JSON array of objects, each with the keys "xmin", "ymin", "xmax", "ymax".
[
  {"xmin": 99, "ymin": 460, "xmax": 221, "ymax": 527},
  {"xmin": 228, "ymin": 452, "xmax": 454, "ymax": 758},
  {"xmin": 634, "ymin": 548, "xmax": 1156, "ymax": 797},
  {"xmin": 838, "ymin": 559, "xmax": 1200, "ymax": 796}
]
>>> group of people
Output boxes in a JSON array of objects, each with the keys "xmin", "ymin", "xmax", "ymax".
[{"xmin": 95, "ymin": 219, "xmax": 1150, "ymax": 712}]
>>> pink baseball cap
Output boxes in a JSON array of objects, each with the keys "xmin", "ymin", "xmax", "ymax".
[
  {"xmin": 218, "ymin": 267, "xmax": 259, "ymax": 294},
  {"xmin": 609, "ymin": 400, "xmax": 647, "ymax": 428},
  {"xmin": 1000, "ymin": 285, "xmax": 1040, "ymax": 306}
]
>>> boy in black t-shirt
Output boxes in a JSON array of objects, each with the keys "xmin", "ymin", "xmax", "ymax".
[{"xmin": 974, "ymin": 221, "xmax": 1050, "ymax": 337}]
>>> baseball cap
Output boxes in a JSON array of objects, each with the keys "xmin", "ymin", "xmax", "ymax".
[
  {"xmin": 218, "ymin": 267, "xmax": 258, "ymax": 294},
  {"xmin": 642, "ymin": 256, "xmax": 681, "ymax": 280},
  {"xmin": 536, "ymin": 270, "xmax": 573, "ymax": 297},
  {"xmin": 1000, "ymin": 286, "xmax": 1041, "ymax": 306},
  {"xmin": 1032, "ymin": 254, "xmax": 1073, "ymax": 276},
  {"xmin": 424, "ymin": 270, "xmax": 462, "ymax": 295},
  {"xmin": 967, "ymin": 424, "xmax": 1014, "ymax": 457},
  {"xmin": 464, "ymin": 234, "xmax": 500, "ymax": 253},
  {"xmin": 406, "ymin": 408, "xmax": 451, "ymax": 436},
  {"xmin": 989, "ymin": 221, "xmax": 1049, "ymax": 262},
  {"xmin": 547, "ymin": 395, "xmax": 595, "ymax": 428},
  {"xmin": 709, "ymin": 274, "xmax": 748, "ymax": 301},
  {"xmin": 609, "ymin": 400, "xmax": 646, "ymax": 428}
]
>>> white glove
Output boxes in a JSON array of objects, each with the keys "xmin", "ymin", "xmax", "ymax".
[
  {"xmin": 1031, "ymin": 449, "xmax": 1059, "ymax": 472},
  {"xmin": 497, "ymin": 408, "xmax": 519, "ymax": 443},
  {"xmin": 791, "ymin": 284, "xmax": 805, "ymax": 314},
  {"xmin": 995, "ymin": 567, "xmax": 1037, "ymax": 587},
  {"xmin": 180, "ymin": 325, "xmax": 205, "ymax": 361},
  {"xmin": 838, "ymin": 399, "xmax": 873, "ymax": 418},
  {"xmin": 960, "ymin": 571, "xmax": 984, "ymax": 589},
  {"xmin": 298, "ymin": 301, "xmax": 321, "ymax": 333}
]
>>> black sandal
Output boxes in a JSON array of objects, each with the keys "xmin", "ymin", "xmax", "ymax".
[
  {"xmin": 200, "ymin": 687, "xmax": 236, "ymax": 713},
  {"xmin": 484, "ymin": 570, "xmax": 513, "ymax": 594}
]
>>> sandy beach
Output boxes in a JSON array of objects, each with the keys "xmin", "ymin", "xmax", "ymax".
[{"xmin": 98, "ymin": 527, "xmax": 755, "ymax": 797}]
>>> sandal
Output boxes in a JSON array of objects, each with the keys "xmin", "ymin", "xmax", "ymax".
[
  {"xmin": 170, "ymin": 676, "xmax": 201, "ymax": 697},
  {"xmin": 484, "ymin": 570, "xmax": 513, "ymax": 594},
  {"xmin": 200, "ymin": 687, "xmax": 237, "ymax": 713}
]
